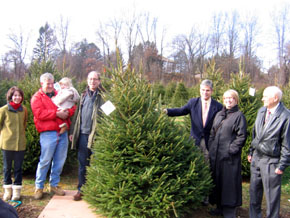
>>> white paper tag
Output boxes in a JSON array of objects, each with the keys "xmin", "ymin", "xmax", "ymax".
[
  {"xmin": 101, "ymin": 100, "xmax": 116, "ymax": 115},
  {"xmin": 249, "ymin": 87, "xmax": 256, "ymax": 96}
]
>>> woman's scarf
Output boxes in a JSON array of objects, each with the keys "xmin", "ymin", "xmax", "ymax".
[{"xmin": 9, "ymin": 101, "xmax": 22, "ymax": 110}]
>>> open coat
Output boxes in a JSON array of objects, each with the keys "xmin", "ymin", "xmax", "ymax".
[
  {"xmin": 208, "ymin": 105, "xmax": 247, "ymax": 207},
  {"xmin": 167, "ymin": 97, "xmax": 222, "ymax": 148},
  {"xmin": 70, "ymin": 87, "xmax": 103, "ymax": 150}
]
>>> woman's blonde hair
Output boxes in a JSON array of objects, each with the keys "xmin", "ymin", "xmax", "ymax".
[{"xmin": 223, "ymin": 89, "xmax": 239, "ymax": 104}]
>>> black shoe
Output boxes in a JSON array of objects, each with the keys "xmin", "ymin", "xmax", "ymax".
[{"xmin": 209, "ymin": 208, "xmax": 223, "ymax": 216}]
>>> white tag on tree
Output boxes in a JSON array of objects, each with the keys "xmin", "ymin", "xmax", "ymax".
[
  {"xmin": 249, "ymin": 87, "xmax": 256, "ymax": 96},
  {"xmin": 101, "ymin": 100, "xmax": 116, "ymax": 115}
]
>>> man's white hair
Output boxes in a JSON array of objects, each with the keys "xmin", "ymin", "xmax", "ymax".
[
  {"xmin": 264, "ymin": 86, "xmax": 283, "ymax": 101},
  {"xmin": 40, "ymin": 72, "xmax": 54, "ymax": 83}
]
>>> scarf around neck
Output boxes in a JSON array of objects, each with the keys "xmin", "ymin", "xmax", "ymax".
[{"xmin": 9, "ymin": 101, "xmax": 22, "ymax": 110}]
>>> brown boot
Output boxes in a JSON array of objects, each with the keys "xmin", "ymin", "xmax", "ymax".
[
  {"xmin": 73, "ymin": 191, "xmax": 83, "ymax": 201},
  {"xmin": 34, "ymin": 188, "xmax": 43, "ymax": 200},
  {"xmin": 49, "ymin": 186, "xmax": 65, "ymax": 196}
]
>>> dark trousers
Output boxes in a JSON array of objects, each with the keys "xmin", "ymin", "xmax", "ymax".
[
  {"xmin": 2, "ymin": 150, "xmax": 25, "ymax": 185},
  {"xmin": 223, "ymin": 206, "xmax": 236, "ymax": 218},
  {"xmin": 200, "ymin": 138, "xmax": 209, "ymax": 162},
  {"xmin": 249, "ymin": 153, "xmax": 281, "ymax": 218},
  {"xmin": 77, "ymin": 133, "xmax": 92, "ymax": 191}
]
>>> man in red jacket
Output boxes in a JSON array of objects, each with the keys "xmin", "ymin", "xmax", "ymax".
[{"xmin": 31, "ymin": 72, "xmax": 76, "ymax": 200}]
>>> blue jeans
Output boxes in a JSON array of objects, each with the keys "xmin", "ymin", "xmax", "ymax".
[
  {"xmin": 35, "ymin": 131, "xmax": 68, "ymax": 189},
  {"xmin": 2, "ymin": 150, "xmax": 25, "ymax": 185},
  {"xmin": 77, "ymin": 133, "xmax": 92, "ymax": 191}
]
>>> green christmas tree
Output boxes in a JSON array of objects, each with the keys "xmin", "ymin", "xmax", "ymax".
[
  {"xmin": 152, "ymin": 82, "xmax": 166, "ymax": 104},
  {"xmin": 171, "ymin": 82, "xmax": 189, "ymax": 107},
  {"xmin": 164, "ymin": 82, "xmax": 176, "ymax": 106},
  {"xmin": 203, "ymin": 59, "xmax": 226, "ymax": 102},
  {"xmin": 83, "ymin": 61, "xmax": 212, "ymax": 218}
]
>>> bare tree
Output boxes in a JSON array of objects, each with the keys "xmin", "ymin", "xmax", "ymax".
[
  {"xmin": 210, "ymin": 12, "xmax": 226, "ymax": 56},
  {"xmin": 221, "ymin": 10, "xmax": 241, "ymax": 79},
  {"xmin": 225, "ymin": 10, "xmax": 240, "ymax": 58},
  {"xmin": 55, "ymin": 16, "xmax": 70, "ymax": 75},
  {"xmin": 96, "ymin": 22, "xmax": 111, "ymax": 68},
  {"xmin": 138, "ymin": 12, "xmax": 158, "ymax": 45},
  {"xmin": 95, "ymin": 17, "xmax": 122, "ymax": 70},
  {"xmin": 241, "ymin": 12, "xmax": 260, "ymax": 78},
  {"xmin": 6, "ymin": 28, "xmax": 29, "ymax": 79},
  {"xmin": 108, "ymin": 17, "xmax": 123, "ymax": 47},
  {"xmin": 55, "ymin": 16, "xmax": 70, "ymax": 53},
  {"xmin": 171, "ymin": 26, "xmax": 209, "ymax": 84},
  {"xmin": 270, "ymin": 4, "xmax": 290, "ymax": 85},
  {"xmin": 123, "ymin": 10, "xmax": 140, "ymax": 67}
]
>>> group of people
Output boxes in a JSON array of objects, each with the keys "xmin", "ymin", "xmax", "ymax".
[
  {"xmin": 165, "ymin": 80, "xmax": 290, "ymax": 218},
  {"xmin": 0, "ymin": 73, "xmax": 289, "ymax": 218},
  {"xmin": 0, "ymin": 71, "xmax": 103, "ymax": 203}
]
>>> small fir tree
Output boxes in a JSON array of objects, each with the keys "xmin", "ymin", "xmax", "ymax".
[
  {"xmin": 203, "ymin": 60, "xmax": 225, "ymax": 102},
  {"xmin": 152, "ymin": 82, "xmax": 166, "ymax": 104},
  {"xmin": 164, "ymin": 82, "xmax": 176, "ymax": 106},
  {"xmin": 83, "ymin": 61, "xmax": 212, "ymax": 218},
  {"xmin": 171, "ymin": 82, "xmax": 189, "ymax": 107}
]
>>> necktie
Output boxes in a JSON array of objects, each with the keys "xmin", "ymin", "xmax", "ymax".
[
  {"xmin": 203, "ymin": 102, "xmax": 208, "ymax": 127},
  {"xmin": 264, "ymin": 110, "xmax": 271, "ymax": 125}
]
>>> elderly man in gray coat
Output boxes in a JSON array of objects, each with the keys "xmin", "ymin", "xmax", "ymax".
[{"xmin": 248, "ymin": 86, "xmax": 290, "ymax": 218}]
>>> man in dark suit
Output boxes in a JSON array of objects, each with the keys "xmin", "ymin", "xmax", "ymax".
[
  {"xmin": 248, "ymin": 86, "xmax": 290, "ymax": 218},
  {"xmin": 164, "ymin": 79, "xmax": 223, "ymax": 161}
]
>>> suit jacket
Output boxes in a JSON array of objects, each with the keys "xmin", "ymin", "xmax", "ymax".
[
  {"xmin": 167, "ymin": 97, "xmax": 223, "ymax": 148},
  {"xmin": 250, "ymin": 103, "xmax": 290, "ymax": 171}
]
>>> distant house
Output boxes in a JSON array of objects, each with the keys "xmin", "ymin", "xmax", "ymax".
[{"xmin": 161, "ymin": 57, "xmax": 175, "ymax": 73}]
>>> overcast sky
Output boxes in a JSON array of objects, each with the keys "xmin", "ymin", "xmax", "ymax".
[{"xmin": 0, "ymin": 0, "xmax": 289, "ymax": 69}]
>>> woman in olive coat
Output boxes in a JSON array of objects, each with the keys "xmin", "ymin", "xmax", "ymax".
[
  {"xmin": 0, "ymin": 86, "xmax": 27, "ymax": 201},
  {"xmin": 208, "ymin": 89, "xmax": 247, "ymax": 218}
]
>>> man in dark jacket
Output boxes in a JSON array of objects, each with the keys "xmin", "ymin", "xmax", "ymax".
[
  {"xmin": 164, "ymin": 79, "xmax": 223, "ymax": 160},
  {"xmin": 164, "ymin": 79, "xmax": 222, "ymax": 206},
  {"xmin": 69, "ymin": 71, "xmax": 103, "ymax": 201},
  {"xmin": 248, "ymin": 86, "xmax": 290, "ymax": 218}
]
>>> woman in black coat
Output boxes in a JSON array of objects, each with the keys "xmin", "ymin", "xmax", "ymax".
[{"xmin": 208, "ymin": 89, "xmax": 247, "ymax": 218}]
